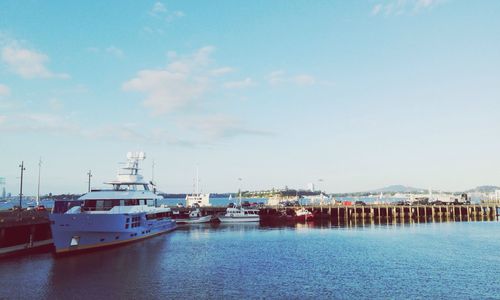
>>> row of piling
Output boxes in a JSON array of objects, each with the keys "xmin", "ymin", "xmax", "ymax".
[{"xmin": 259, "ymin": 204, "xmax": 499, "ymax": 222}]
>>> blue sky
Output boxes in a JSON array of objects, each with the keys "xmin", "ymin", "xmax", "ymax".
[{"xmin": 1, "ymin": 0, "xmax": 500, "ymax": 195}]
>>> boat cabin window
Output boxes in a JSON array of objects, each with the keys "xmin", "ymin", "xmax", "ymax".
[
  {"xmin": 82, "ymin": 199, "xmax": 150, "ymax": 211},
  {"xmin": 146, "ymin": 211, "xmax": 172, "ymax": 220},
  {"xmin": 112, "ymin": 184, "xmax": 150, "ymax": 191},
  {"xmin": 53, "ymin": 200, "xmax": 83, "ymax": 213}
]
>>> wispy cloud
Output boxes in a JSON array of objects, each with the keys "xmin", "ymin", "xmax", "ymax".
[
  {"xmin": 0, "ymin": 111, "xmax": 195, "ymax": 146},
  {"xmin": 371, "ymin": 0, "xmax": 445, "ymax": 16},
  {"xmin": 266, "ymin": 70, "xmax": 316, "ymax": 86},
  {"xmin": 149, "ymin": 2, "xmax": 185, "ymax": 22},
  {"xmin": 211, "ymin": 67, "xmax": 234, "ymax": 76},
  {"xmin": 0, "ymin": 113, "xmax": 79, "ymax": 134},
  {"xmin": 1, "ymin": 44, "xmax": 69, "ymax": 79},
  {"xmin": 0, "ymin": 84, "xmax": 10, "ymax": 97},
  {"xmin": 86, "ymin": 46, "xmax": 125, "ymax": 58},
  {"xmin": 122, "ymin": 46, "xmax": 218, "ymax": 115},
  {"xmin": 178, "ymin": 114, "xmax": 273, "ymax": 141},
  {"xmin": 223, "ymin": 78, "xmax": 255, "ymax": 89}
]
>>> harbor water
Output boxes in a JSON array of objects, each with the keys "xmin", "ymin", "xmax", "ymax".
[{"xmin": 1, "ymin": 221, "xmax": 499, "ymax": 299}]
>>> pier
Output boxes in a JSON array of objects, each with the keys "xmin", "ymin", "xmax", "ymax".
[
  {"xmin": 258, "ymin": 204, "xmax": 499, "ymax": 223},
  {"xmin": 176, "ymin": 204, "xmax": 500, "ymax": 223},
  {"xmin": 0, "ymin": 210, "xmax": 53, "ymax": 257}
]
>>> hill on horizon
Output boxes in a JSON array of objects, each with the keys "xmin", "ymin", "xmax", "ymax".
[{"xmin": 368, "ymin": 185, "xmax": 426, "ymax": 193}]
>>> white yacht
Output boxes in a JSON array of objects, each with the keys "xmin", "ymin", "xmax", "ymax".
[{"xmin": 49, "ymin": 152, "xmax": 176, "ymax": 254}]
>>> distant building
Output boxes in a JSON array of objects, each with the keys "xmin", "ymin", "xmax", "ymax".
[
  {"xmin": 307, "ymin": 183, "xmax": 315, "ymax": 192},
  {"xmin": 0, "ymin": 177, "xmax": 5, "ymax": 199}
]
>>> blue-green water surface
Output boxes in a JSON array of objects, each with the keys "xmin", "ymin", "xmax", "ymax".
[{"xmin": 1, "ymin": 221, "xmax": 499, "ymax": 299}]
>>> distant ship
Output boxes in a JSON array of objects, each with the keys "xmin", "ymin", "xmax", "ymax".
[{"xmin": 49, "ymin": 152, "xmax": 176, "ymax": 254}]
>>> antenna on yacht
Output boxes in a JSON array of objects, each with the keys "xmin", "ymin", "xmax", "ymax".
[{"xmin": 36, "ymin": 157, "xmax": 42, "ymax": 206}]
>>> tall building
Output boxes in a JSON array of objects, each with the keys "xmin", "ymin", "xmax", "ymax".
[
  {"xmin": 307, "ymin": 182, "xmax": 315, "ymax": 192},
  {"xmin": 0, "ymin": 177, "xmax": 5, "ymax": 199}
]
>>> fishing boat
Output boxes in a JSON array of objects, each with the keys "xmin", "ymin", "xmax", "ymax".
[
  {"xmin": 49, "ymin": 152, "xmax": 176, "ymax": 254},
  {"xmin": 294, "ymin": 207, "xmax": 314, "ymax": 222},
  {"xmin": 218, "ymin": 206, "xmax": 260, "ymax": 223},
  {"xmin": 175, "ymin": 208, "xmax": 212, "ymax": 224},
  {"xmin": 219, "ymin": 188, "xmax": 260, "ymax": 223}
]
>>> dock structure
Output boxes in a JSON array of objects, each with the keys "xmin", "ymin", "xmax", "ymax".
[
  {"xmin": 258, "ymin": 204, "xmax": 499, "ymax": 223},
  {"xmin": 0, "ymin": 210, "xmax": 53, "ymax": 257}
]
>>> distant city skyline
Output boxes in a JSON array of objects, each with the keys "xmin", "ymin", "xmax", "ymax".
[{"xmin": 1, "ymin": 1, "xmax": 500, "ymax": 194}]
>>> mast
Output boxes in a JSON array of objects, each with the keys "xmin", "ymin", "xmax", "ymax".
[
  {"xmin": 196, "ymin": 166, "xmax": 199, "ymax": 195},
  {"xmin": 87, "ymin": 170, "xmax": 92, "ymax": 192},
  {"xmin": 151, "ymin": 160, "xmax": 155, "ymax": 183},
  {"xmin": 238, "ymin": 177, "xmax": 242, "ymax": 206},
  {"xmin": 19, "ymin": 161, "xmax": 25, "ymax": 209},
  {"xmin": 36, "ymin": 157, "xmax": 42, "ymax": 206}
]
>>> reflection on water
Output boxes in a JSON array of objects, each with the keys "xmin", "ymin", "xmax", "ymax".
[{"xmin": 0, "ymin": 221, "xmax": 499, "ymax": 299}]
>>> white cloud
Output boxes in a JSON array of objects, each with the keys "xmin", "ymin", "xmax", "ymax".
[
  {"xmin": 371, "ymin": 0, "xmax": 444, "ymax": 16},
  {"xmin": 292, "ymin": 74, "xmax": 316, "ymax": 86},
  {"xmin": 223, "ymin": 78, "xmax": 255, "ymax": 89},
  {"xmin": 266, "ymin": 70, "xmax": 316, "ymax": 86},
  {"xmin": 0, "ymin": 84, "xmax": 10, "ymax": 97},
  {"xmin": 151, "ymin": 2, "xmax": 167, "ymax": 14},
  {"xmin": 149, "ymin": 2, "xmax": 185, "ymax": 22},
  {"xmin": 211, "ymin": 67, "xmax": 234, "ymax": 76},
  {"xmin": 123, "ymin": 46, "xmax": 217, "ymax": 115},
  {"xmin": 372, "ymin": 4, "xmax": 383, "ymax": 15},
  {"xmin": 1, "ymin": 46, "xmax": 69, "ymax": 79}
]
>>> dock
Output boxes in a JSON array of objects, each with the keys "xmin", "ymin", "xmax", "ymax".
[
  {"xmin": 0, "ymin": 210, "xmax": 53, "ymax": 257},
  {"xmin": 259, "ymin": 204, "xmax": 499, "ymax": 223}
]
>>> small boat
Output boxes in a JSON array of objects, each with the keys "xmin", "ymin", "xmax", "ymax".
[
  {"xmin": 218, "ymin": 206, "xmax": 260, "ymax": 223},
  {"xmin": 294, "ymin": 207, "xmax": 314, "ymax": 222},
  {"xmin": 175, "ymin": 208, "xmax": 212, "ymax": 224}
]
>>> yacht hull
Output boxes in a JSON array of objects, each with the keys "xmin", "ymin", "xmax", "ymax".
[
  {"xmin": 176, "ymin": 215, "xmax": 212, "ymax": 224},
  {"xmin": 49, "ymin": 213, "xmax": 176, "ymax": 254},
  {"xmin": 218, "ymin": 216, "xmax": 260, "ymax": 223}
]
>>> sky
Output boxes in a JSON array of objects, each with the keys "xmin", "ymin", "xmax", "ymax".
[{"xmin": 1, "ymin": 0, "xmax": 500, "ymax": 195}]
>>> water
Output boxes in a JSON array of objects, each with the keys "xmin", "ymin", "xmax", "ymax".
[{"xmin": 1, "ymin": 221, "xmax": 499, "ymax": 299}]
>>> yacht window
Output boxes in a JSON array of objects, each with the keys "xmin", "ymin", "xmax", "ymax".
[
  {"xmin": 96, "ymin": 200, "xmax": 104, "ymax": 210},
  {"xmin": 125, "ymin": 199, "xmax": 138, "ymax": 206},
  {"xmin": 147, "ymin": 200, "xmax": 154, "ymax": 207}
]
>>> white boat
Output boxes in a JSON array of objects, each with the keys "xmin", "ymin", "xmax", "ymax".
[
  {"xmin": 185, "ymin": 167, "xmax": 211, "ymax": 207},
  {"xmin": 175, "ymin": 208, "xmax": 212, "ymax": 224},
  {"xmin": 219, "ymin": 206, "xmax": 260, "ymax": 223},
  {"xmin": 49, "ymin": 152, "xmax": 176, "ymax": 254},
  {"xmin": 185, "ymin": 194, "xmax": 211, "ymax": 207},
  {"xmin": 294, "ymin": 207, "xmax": 314, "ymax": 222}
]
